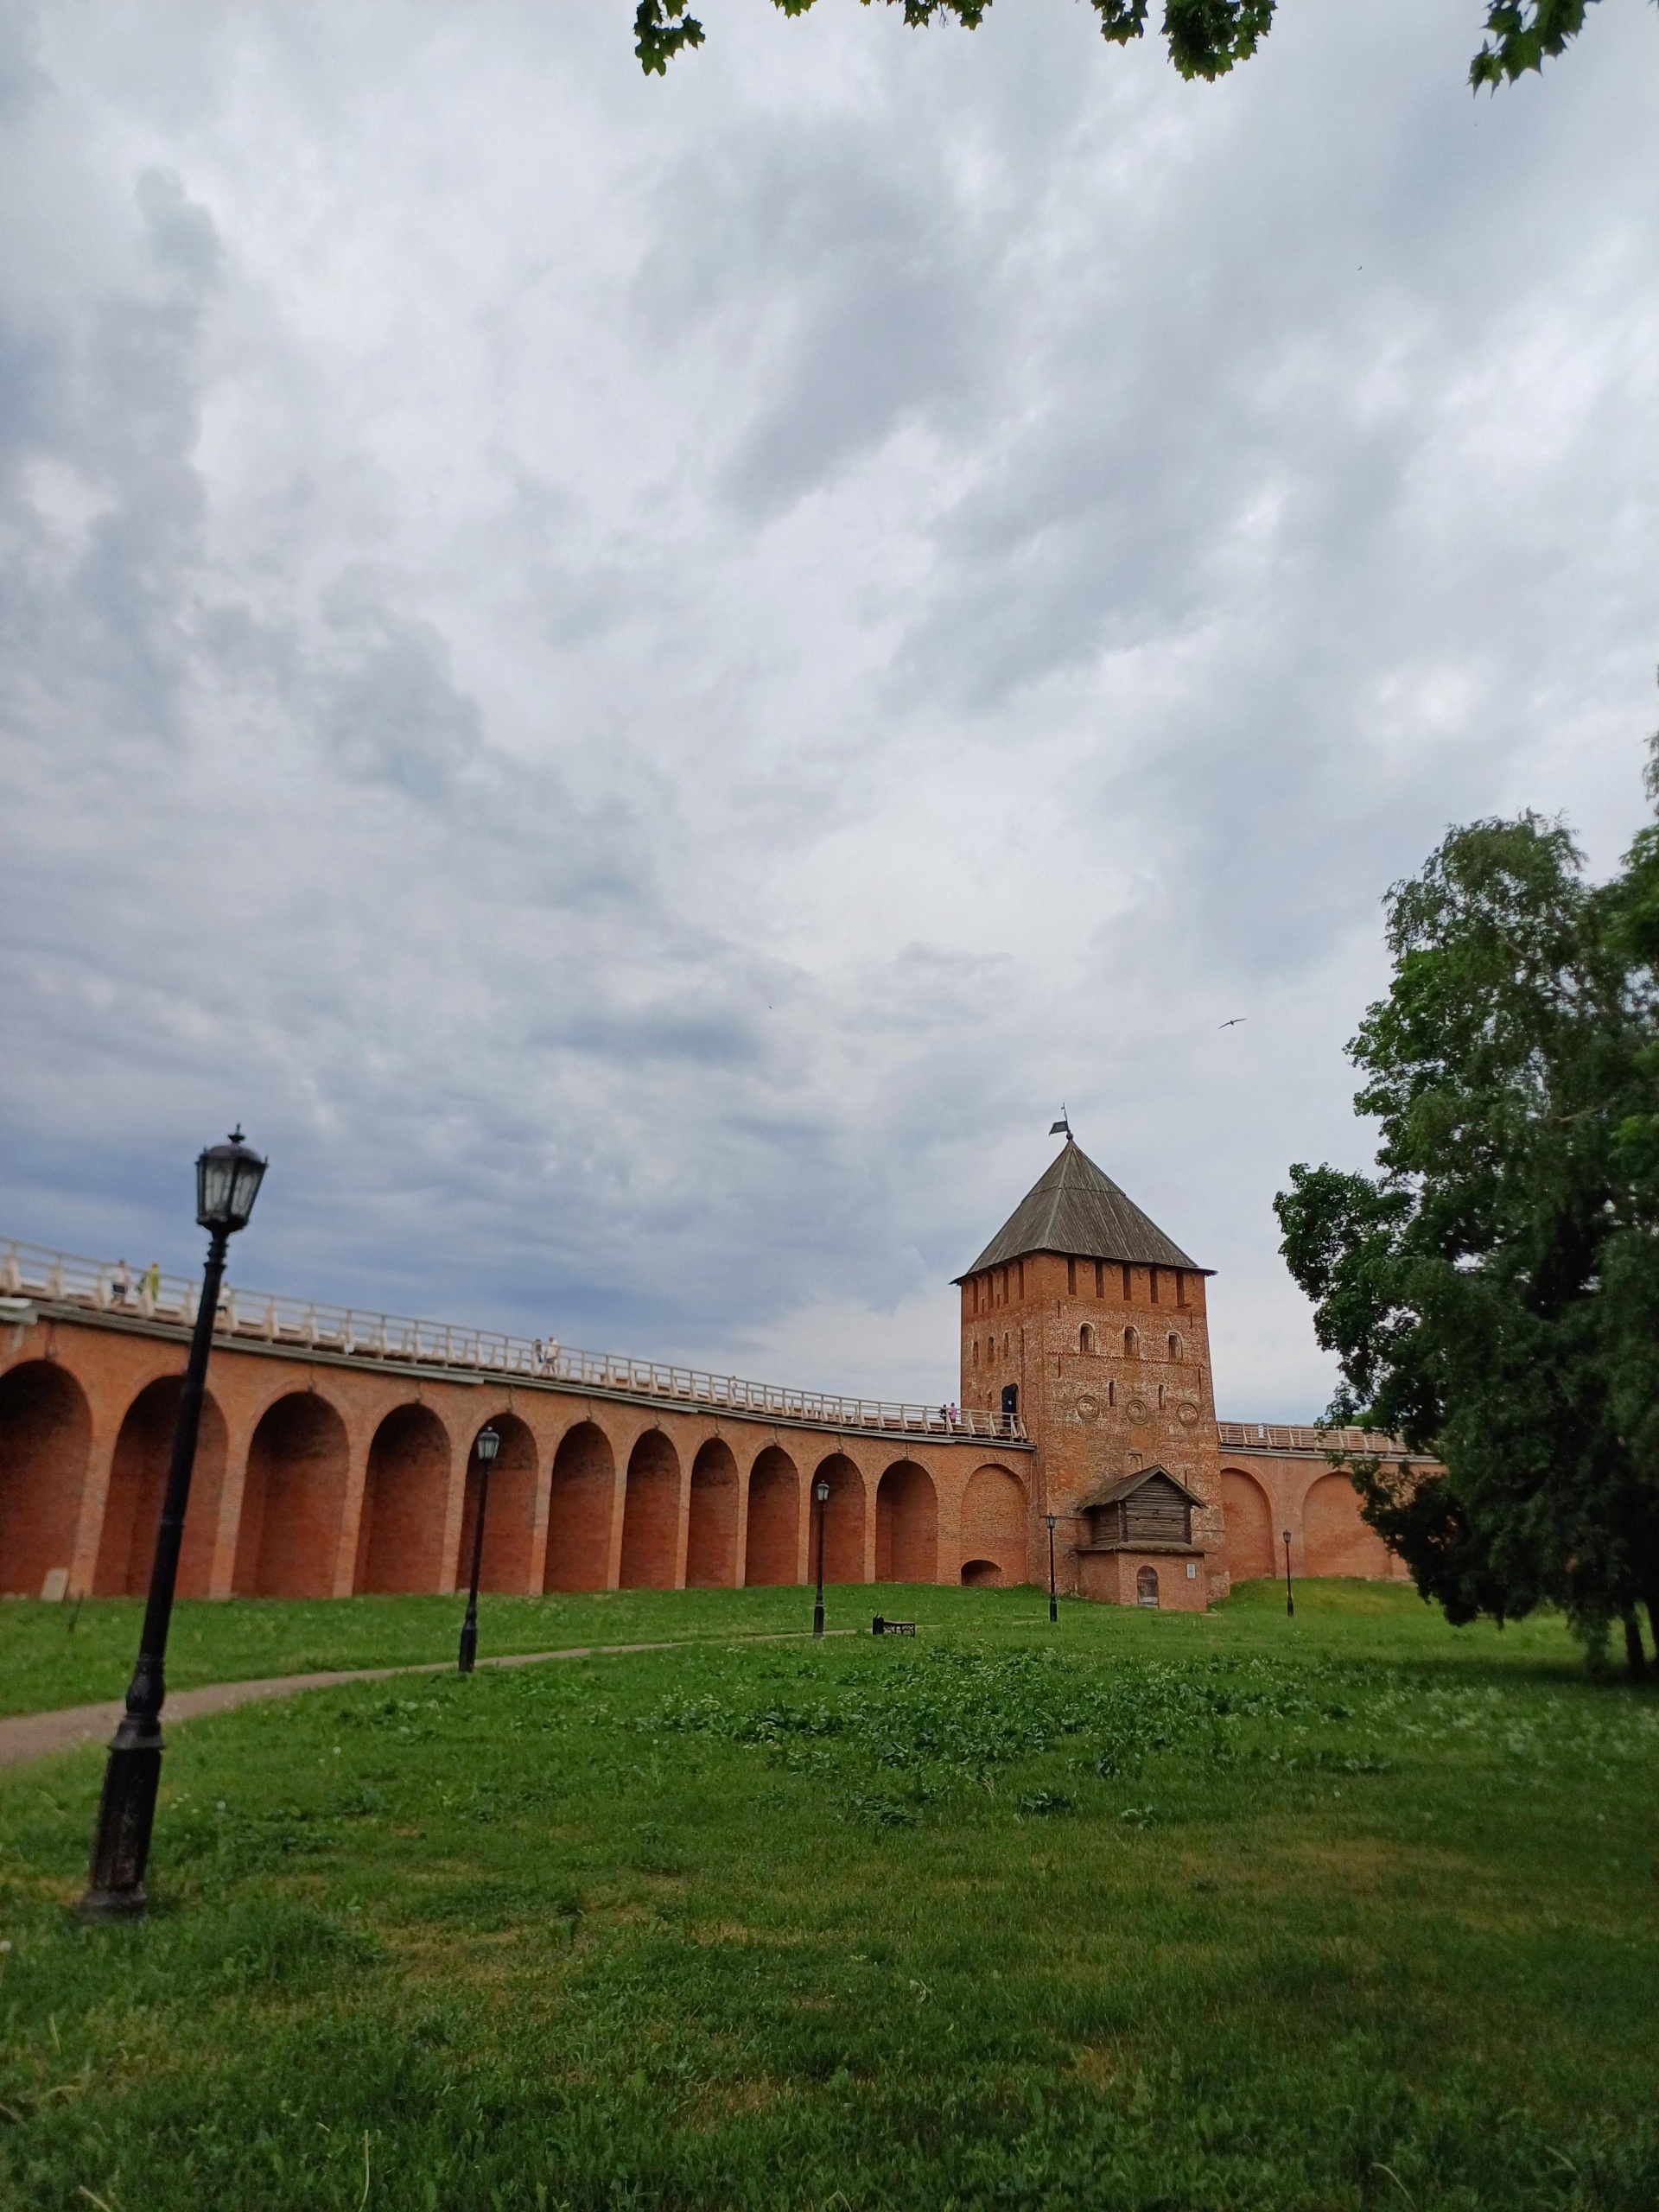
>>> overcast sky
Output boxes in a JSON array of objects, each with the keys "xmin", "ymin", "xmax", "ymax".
[{"xmin": 2, "ymin": 0, "xmax": 1656, "ymax": 1419}]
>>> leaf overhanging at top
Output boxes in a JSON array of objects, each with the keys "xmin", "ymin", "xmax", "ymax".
[
  {"xmin": 634, "ymin": 0, "xmax": 706, "ymax": 75},
  {"xmin": 1470, "ymin": 0, "xmax": 1596, "ymax": 87},
  {"xmin": 634, "ymin": 0, "xmax": 1641, "ymax": 90},
  {"xmin": 633, "ymin": 0, "xmax": 1272, "ymax": 81}
]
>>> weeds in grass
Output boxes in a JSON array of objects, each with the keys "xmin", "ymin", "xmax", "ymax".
[
  {"xmin": 0, "ymin": 1587, "xmax": 1654, "ymax": 2209},
  {"xmin": 632, "ymin": 1646, "xmax": 1420, "ymax": 1822}
]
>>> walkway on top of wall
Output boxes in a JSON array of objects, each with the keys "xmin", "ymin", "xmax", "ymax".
[
  {"xmin": 1217, "ymin": 1421, "xmax": 1423, "ymax": 1460},
  {"xmin": 1, "ymin": 1235, "xmax": 1029, "ymax": 1449}
]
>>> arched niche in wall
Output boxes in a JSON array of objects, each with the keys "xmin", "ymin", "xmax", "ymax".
[
  {"xmin": 355, "ymin": 1403, "xmax": 452, "ymax": 1595},
  {"xmin": 875, "ymin": 1460, "xmax": 937, "ymax": 1585},
  {"xmin": 0, "ymin": 1360, "xmax": 92, "ymax": 1599},
  {"xmin": 455, "ymin": 1411, "xmax": 538, "ymax": 1595},
  {"xmin": 745, "ymin": 1446, "xmax": 798, "ymax": 1586},
  {"xmin": 960, "ymin": 1463, "xmax": 1026, "ymax": 1588},
  {"xmin": 1219, "ymin": 1467, "xmax": 1275, "ymax": 1581},
  {"xmin": 1304, "ymin": 1471, "xmax": 1393, "ymax": 1579},
  {"xmin": 95, "ymin": 1376, "xmax": 227, "ymax": 1599},
  {"xmin": 620, "ymin": 1429, "xmax": 680, "ymax": 1590},
  {"xmin": 234, "ymin": 1391, "xmax": 351, "ymax": 1599},
  {"xmin": 686, "ymin": 1438, "xmax": 739, "ymax": 1587},
  {"xmin": 812, "ymin": 1452, "xmax": 866, "ymax": 1585},
  {"xmin": 544, "ymin": 1421, "xmax": 614, "ymax": 1592}
]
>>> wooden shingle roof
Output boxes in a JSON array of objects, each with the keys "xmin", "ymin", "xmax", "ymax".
[
  {"xmin": 1076, "ymin": 1465, "xmax": 1207, "ymax": 1513},
  {"xmin": 957, "ymin": 1139, "xmax": 1209, "ymax": 1280}
]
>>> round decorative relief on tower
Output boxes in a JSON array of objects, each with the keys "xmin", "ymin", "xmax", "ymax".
[
  {"xmin": 1177, "ymin": 1399, "xmax": 1200, "ymax": 1427},
  {"xmin": 1125, "ymin": 1394, "xmax": 1152, "ymax": 1425},
  {"xmin": 1075, "ymin": 1392, "xmax": 1101, "ymax": 1423}
]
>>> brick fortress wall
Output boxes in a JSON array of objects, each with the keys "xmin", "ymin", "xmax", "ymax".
[
  {"xmin": 0, "ymin": 1306, "xmax": 1033, "ymax": 1604},
  {"xmin": 1, "ymin": 1131, "xmax": 1430, "ymax": 1611}
]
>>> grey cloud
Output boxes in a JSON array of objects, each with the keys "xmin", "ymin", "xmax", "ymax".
[
  {"xmin": 550, "ymin": 1006, "xmax": 763, "ymax": 1070},
  {"xmin": 635, "ymin": 120, "xmax": 998, "ymax": 516},
  {"xmin": 315, "ymin": 584, "xmax": 485, "ymax": 798},
  {"xmin": 0, "ymin": 0, "xmax": 1655, "ymax": 1414},
  {"xmin": 0, "ymin": 170, "xmax": 225, "ymax": 763},
  {"xmin": 137, "ymin": 167, "xmax": 223, "ymax": 289},
  {"xmin": 0, "ymin": 2, "xmax": 46, "ymax": 125}
]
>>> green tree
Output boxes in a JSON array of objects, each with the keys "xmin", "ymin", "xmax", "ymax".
[
  {"xmin": 1275, "ymin": 802, "xmax": 1659, "ymax": 1679},
  {"xmin": 633, "ymin": 0, "xmax": 1643, "ymax": 92}
]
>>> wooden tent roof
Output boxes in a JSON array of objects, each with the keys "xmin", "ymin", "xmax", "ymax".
[{"xmin": 957, "ymin": 1139, "xmax": 1208, "ymax": 1280}]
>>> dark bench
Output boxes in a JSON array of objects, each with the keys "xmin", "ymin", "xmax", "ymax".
[{"xmin": 871, "ymin": 1616, "xmax": 916, "ymax": 1637}]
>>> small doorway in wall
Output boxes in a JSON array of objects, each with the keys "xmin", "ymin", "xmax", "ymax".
[
  {"xmin": 1135, "ymin": 1565, "xmax": 1160, "ymax": 1607},
  {"xmin": 1001, "ymin": 1382, "xmax": 1019, "ymax": 1420}
]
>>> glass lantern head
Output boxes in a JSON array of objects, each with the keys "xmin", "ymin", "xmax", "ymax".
[
  {"xmin": 195, "ymin": 1127, "xmax": 267, "ymax": 1234},
  {"xmin": 474, "ymin": 1426, "xmax": 501, "ymax": 1465},
  {"xmin": 1046, "ymin": 1513, "xmax": 1057, "ymax": 1530},
  {"xmin": 814, "ymin": 1478, "xmax": 830, "ymax": 1503}
]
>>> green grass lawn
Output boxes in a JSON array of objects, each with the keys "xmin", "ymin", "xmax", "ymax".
[
  {"xmin": 1, "ymin": 1581, "xmax": 1655, "ymax": 2210},
  {"xmin": 0, "ymin": 1573, "xmax": 1592, "ymax": 1720},
  {"xmin": 0, "ymin": 1585, "xmax": 872, "ymax": 1720}
]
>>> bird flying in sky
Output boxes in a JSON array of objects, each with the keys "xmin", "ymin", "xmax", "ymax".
[{"xmin": 1218, "ymin": 1018, "xmax": 1247, "ymax": 1029}]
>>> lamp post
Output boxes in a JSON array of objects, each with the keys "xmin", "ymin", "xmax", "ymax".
[
  {"xmin": 1282, "ymin": 1528, "xmax": 1294, "ymax": 1618},
  {"xmin": 1046, "ymin": 1513, "xmax": 1058, "ymax": 1624},
  {"xmin": 812, "ymin": 1475, "xmax": 830, "ymax": 1638},
  {"xmin": 457, "ymin": 1424, "xmax": 500, "ymax": 1675},
  {"xmin": 81, "ymin": 1128, "xmax": 266, "ymax": 1919}
]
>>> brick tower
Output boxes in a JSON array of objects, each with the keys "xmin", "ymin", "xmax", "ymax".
[{"xmin": 955, "ymin": 1135, "xmax": 1229, "ymax": 1608}]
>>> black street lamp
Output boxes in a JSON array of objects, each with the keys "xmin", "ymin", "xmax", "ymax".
[
  {"xmin": 81, "ymin": 1128, "xmax": 266, "ymax": 1919},
  {"xmin": 812, "ymin": 1475, "xmax": 830, "ymax": 1638},
  {"xmin": 1046, "ymin": 1512, "xmax": 1058, "ymax": 1624},
  {"xmin": 458, "ymin": 1424, "xmax": 501, "ymax": 1675},
  {"xmin": 1282, "ymin": 1527, "xmax": 1294, "ymax": 1618}
]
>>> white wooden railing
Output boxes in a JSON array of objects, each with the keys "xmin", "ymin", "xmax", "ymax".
[
  {"xmin": 0, "ymin": 1236, "xmax": 1027, "ymax": 1443},
  {"xmin": 1217, "ymin": 1419, "xmax": 1423, "ymax": 1460}
]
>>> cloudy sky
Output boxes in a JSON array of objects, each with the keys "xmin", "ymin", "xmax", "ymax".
[{"xmin": 1, "ymin": 0, "xmax": 1656, "ymax": 1419}]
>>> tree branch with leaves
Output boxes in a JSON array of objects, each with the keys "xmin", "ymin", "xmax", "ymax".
[{"xmin": 633, "ymin": 0, "xmax": 1642, "ymax": 92}]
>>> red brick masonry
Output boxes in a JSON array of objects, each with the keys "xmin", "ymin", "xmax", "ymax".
[{"xmin": 0, "ymin": 1291, "xmax": 1422, "ymax": 1608}]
